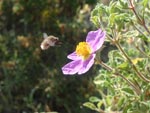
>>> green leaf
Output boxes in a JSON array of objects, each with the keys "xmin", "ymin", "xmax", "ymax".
[
  {"xmin": 108, "ymin": 13, "xmax": 118, "ymax": 27},
  {"xmin": 109, "ymin": 1, "xmax": 124, "ymax": 14},
  {"xmin": 91, "ymin": 4, "xmax": 107, "ymax": 26},
  {"xmin": 106, "ymin": 96, "xmax": 112, "ymax": 106},
  {"xmin": 115, "ymin": 13, "xmax": 130, "ymax": 23},
  {"xmin": 123, "ymin": 104, "xmax": 132, "ymax": 113},
  {"xmin": 122, "ymin": 87, "xmax": 134, "ymax": 96},
  {"xmin": 89, "ymin": 96, "xmax": 101, "ymax": 103},
  {"xmin": 117, "ymin": 96, "xmax": 125, "ymax": 108},
  {"xmin": 91, "ymin": 4, "xmax": 107, "ymax": 17},
  {"xmin": 91, "ymin": 8, "xmax": 99, "ymax": 17},
  {"xmin": 138, "ymin": 102, "xmax": 149, "ymax": 112},
  {"xmin": 142, "ymin": 0, "xmax": 149, "ymax": 7},
  {"xmin": 129, "ymin": 110, "xmax": 141, "ymax": 113},
  {"xmin": 119, "ymin": 0, "xmax": 128, "ymax": 8},
  {"xmin": 109, "ymin": 1, "xmax": 118, "ymax": 13},
  {"xmin": 138, "ymin": 35, "xmax": 149, "ymax": 41},
  {"xmin": 117, "ymin": 62, "xmax": 128, "ymax": 69},
  {"xmin": 90, "ymin": 16, "xmax": 99, "ymax": 26},
  {"xmin": 146, "ymin": 101, "xmax": 150, "ymax": 108},
  {"xmin": 131, "ymin": 58, "xmax": 144, "ymax": 65},
  {"xmin": 122, "ymin": 30, "xmax": 139, "ymax": 38},
  {"xmin": 83, "ymin": 102, "xmax": 97, "ymax": 110},
  {"xmin": 97, "ymin": 100, "xmax": 103, "ymax": 109}
]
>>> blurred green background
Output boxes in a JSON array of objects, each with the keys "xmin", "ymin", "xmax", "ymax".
[{"xmin": 0, "ymin": 0, "xmax": 101, "ymax": 113}]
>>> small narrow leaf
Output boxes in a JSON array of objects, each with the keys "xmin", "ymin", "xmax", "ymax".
[
  {"xmin": 97, "ymin": 100, "xmax": 103, "ymax": 109},
  {"xmin": 117, "ymin": 62, "xmax": 128, "ymax": 69},
  {"xmin": 89, "ymin": 96, "xmax": 101, "ymax": 103},
  {"xmin": 122, "ymin": 30, "xmax": 139, "ymax": 38},
  {"xmin": 122, "ymin": 87, "xmax": 134, "ymax": 95},
  {"xmin": 83, "ymin": 102, "xmax": 97, "ymax": 110}
]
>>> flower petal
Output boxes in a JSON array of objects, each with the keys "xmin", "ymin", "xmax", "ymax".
[
  {"xmin": 86, "ymin": 29, "xmax": 106, "ymax": 52},
  {"xmin": 78, "ymin": 54, "xmax": 95, "ymax": 75},
  {"xmin": 67, "ymin": 52, "xmax": 80, "ymax": 60},
  {"xmin": 62, "ymin": 60, "xmax": 82, "ymax": 75}
]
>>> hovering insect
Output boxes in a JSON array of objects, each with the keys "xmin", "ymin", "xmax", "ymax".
[{"xmin": 40, "ymin": 33, "xmax": 61, "ymax": 50}]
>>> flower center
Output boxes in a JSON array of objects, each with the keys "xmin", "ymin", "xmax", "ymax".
[{"xmin": 75, "ymin": 42, "xmax": 91, "ymax": 60}]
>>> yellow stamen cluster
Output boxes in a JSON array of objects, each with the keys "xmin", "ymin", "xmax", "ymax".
[{"xmin": 75, "ymin": 42, "xmax": 91, "ymax": 60}]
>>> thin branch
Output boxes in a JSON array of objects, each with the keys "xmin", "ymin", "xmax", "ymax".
[
  {"xmin": 132, "ymin": 22, "xmax": 148, "ymax": 39},
  {"xmin": 96, "ymin": 59, "xmax": 141, "ymax": 95},
  {"xmin": 135, "ymin": 45, "xmax": 150, "ymax": 58},
  {"xmin": 128, "ymin": 0, "xmax": 150, "ymax": 35},
  {"xmin": 116, "ymin": 41, "xmax": 150, "ymax": 82}
]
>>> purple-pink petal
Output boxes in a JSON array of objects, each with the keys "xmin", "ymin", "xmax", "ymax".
[
  {"xmin": 78, "ymin": 54, "xmax": 96, "ymax": 75},
  {"xmin": 86, "ymin": 29, "xmax": 106, "ymax": 52},
  {"xmin": 62, "ymin": 60, "xmax": 82, "ymax": 75},
  {"xmin": 67, "ymin": 52, "xmax": 80, "ymax": 60},
  {"xmin": 62, "ymin": 29, "xmax": 106, "ymax": 75}
]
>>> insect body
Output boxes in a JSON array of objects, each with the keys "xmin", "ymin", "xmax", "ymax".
[{"xmin": 40, "ymin": 33, "xmax": 61, "ymax": 50}]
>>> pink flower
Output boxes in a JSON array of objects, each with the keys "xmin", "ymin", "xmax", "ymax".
[{"xmin": 62, "ymin": 29, "xmax": 106, "ymax": 75}]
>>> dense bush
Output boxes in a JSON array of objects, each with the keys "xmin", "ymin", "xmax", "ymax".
[{"xmin": 83, "ymin": 0, "xmax": 150, "ymax": 113}]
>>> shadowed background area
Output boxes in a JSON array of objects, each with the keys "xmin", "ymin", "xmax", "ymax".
[{"xmin": 0, "ymin": 0, "xmax": 105, "ymax": 113}]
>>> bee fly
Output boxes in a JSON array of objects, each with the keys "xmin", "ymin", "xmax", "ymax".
[{"xmin": 40, "ymin": 33, "xmax": 61, "ymax": 50}]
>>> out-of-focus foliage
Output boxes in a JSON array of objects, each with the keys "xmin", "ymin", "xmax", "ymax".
[
  {"xmin": 84, "ymin": 0, "xmax": 150, "ymax": 113},
  {"xmin": 0, "ymin": 0, "xmax": 98, "ymax": 113}
]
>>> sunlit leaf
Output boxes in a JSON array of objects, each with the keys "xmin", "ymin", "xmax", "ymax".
[
  {"xmin": 89, "ymin": 96, "xmax": 101, "ymax": 103},
  {"xmin": 142, "ymin": 0, "xmax": 149, "ymax": 7},
  {"xmin": 83, "ymin": 102, "xmax": 97, "ymax": 110},
  {"xmin": 108, "ymin": 13, "xmax": 118, "ymax": 27},
  {"xmin": 131, "ymin": 58, "xmax": 144, "ymax": 65},
  {"xmin": 106, "ymin": 96, "xmax": 112, "ymax": 106},
  {"xmin": 117, "ymin": 62, "xmax": 128, "ymax": 69},
  {"xmin": 97, "ymin": 100, "xmax": 103, "ymax": 109}
]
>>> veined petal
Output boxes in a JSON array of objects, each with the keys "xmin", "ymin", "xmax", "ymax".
[
  {"xmin": 62, "ymin": 60, "xmax": 82, "ymax": 75},
  {"xmin": 67, "ymin": 52, "xmax": 80, "ymax": 60},
  {"xmin": 86, "ymin": 29, "xmax": 106, "ymax": 52},
  {"xmin": 78, "ymin": 54, "xmax": 95, "ymax": 75}
]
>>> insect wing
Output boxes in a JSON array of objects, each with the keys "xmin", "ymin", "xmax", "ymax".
[
  {"xmin": 41, "ymin": 38, "xmax": 51, "ymax": 50},
  {"xmin": 43, "ymin": 33, "xmax": 48, "ymax": 39}
]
